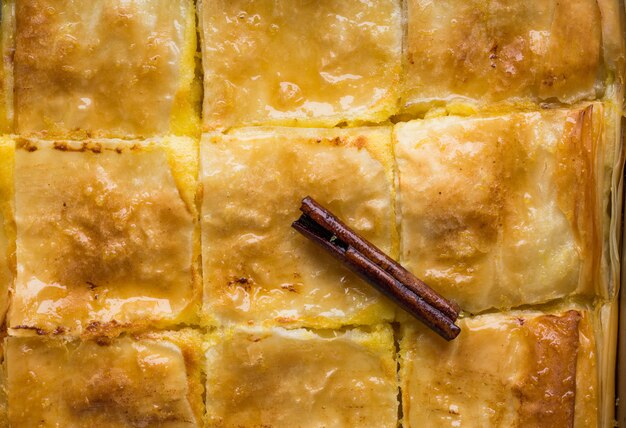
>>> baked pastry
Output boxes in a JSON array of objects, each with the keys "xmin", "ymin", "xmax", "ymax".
[
  {"xmin": 400, "ymin": 309, "xmax": 598, "ymax": 427},
  {"xmin": 200, "ymin": 127, "xmax": 395, "ymax": 327},
  {"xmin": 198, "ymin": 0, "xmax": 402, "ymax": 129},
  {"xmin": 6, "ymin": 330, "xmax": 203, "ymax": 427},
  {"xmin": 403, "ymin": 0, "xmax": 624, "ymax": 113},
  {"xmin": 205, "ymin": 325, "xmax": 398, "ymax": 427},
  {"xmin": 9, "ymin": 137, "xmax": 199, "ymax": 336},
  {"xmin": 0, "ymin": 1, "xmax": 623, "ymax": 427},
  {"xmin": 395, "ymin": 103, "xmax": 614, "ymax": 313},
  {"xmin": 13, "ymin": 0, "xmax": 199, "ymax": 138}
]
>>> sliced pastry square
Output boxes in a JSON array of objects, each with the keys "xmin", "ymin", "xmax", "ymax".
[
  {"xmin": 403, "ymin": 0, "xmax": 615, "ymax": 112},
  {"xmin": 400, "ymin": 309, "xmax": 598, "ymax": 427},
  {"xmin": 200, "ymin": 127, "xmax": 395, "ymax": 328},
  {"xmin": 10, "ymin": 137, "xmax": 199, "ymax": 336},
  {"xmin": 205, "ymin": 325, "xmax": 398, "ymax": 428},
  {"xmin": 395, "ymin": 104, "xmax": 608, "ymax": 313},
  {"xmin": 14, "ymin": 0, "xmax": 199, "ymax": 138},
  {"xmin": 0, "ymin": 0, "xmax": 14, "ymax": 133},
  {"xmin": 6, "ymin": 330, "xmax": 204, "ymax": 427},
  {"xmin": 198, "ymin": 0, "xmax": 401, "ymax": 129}
]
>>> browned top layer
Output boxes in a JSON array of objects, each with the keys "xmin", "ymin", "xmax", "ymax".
[
  {"xmin": 518, "ymin": 311, "xmax": 581, "ymax": 426},
  {"xmin": 401, "ymin": 310, "xmax": 597, "ymax": 427},
  {"xmin": 14, "ymin": 0, "xmax": 192, "ymax": 137}
]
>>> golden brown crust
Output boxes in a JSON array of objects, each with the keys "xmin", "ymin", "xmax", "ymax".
[
  {"xmin": 205, "ymin": 326, "xmax": 397, "ymax": 427},
  {"xmin": 14, "ymin": 0, "xmax": 194, "ymax": 138},
  {"xmin": 400, "ymin": 310, "xmax": 597, "ymax": 427},
  {"xmin": 395, "ymin": 105, "xmax": 603, "ymax": 313},
  {"xmin": 10, "ymin": 139, "xmax": 196, "ymax": 335},
  {"xmin": 201, "ymin": 128, "xmax": 395, "ymax": 328},
  {"xmin": 134, "ymin": 329, "xmax": 205, "ymax": 425},
  {"xmin": 7, "ymin": 334, "xmax": 202, "ymax": 427},
  {"xmin": 574, "ymin": 310, "xmax": 599, "ymax": 427},
  {"xmin": 537, "ymin": 1, "xmax": 602, "ymax": 100},
  {"xmin": 555, "ymin": 105, "xmax": 602, "ymax": 292},
  {"xmin": 0, "ymin": 3, "xmax": 616, "ymax": 427},
  {"xmin": 517, "ymin": 311, "xmax": 581, "ymax": 426},
  {"xmin": 404, "ymin": 0, "xmax": 602, "ymax": 110},
  {"xmin": 199, "ymin": 0, "xmax": 401, "ymax": 129}
]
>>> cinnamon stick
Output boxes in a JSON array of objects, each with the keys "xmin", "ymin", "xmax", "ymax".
[
  {"xmin": 300, "ymin": 196, "xmax": 460, "ymax": 321},
  {"xmin": 344, "ymin": 247, "xmax": 460, "ymax": 340},
  {"xmin": 292, "ymin": 197, "xmax": 461, "ymax": 341}
]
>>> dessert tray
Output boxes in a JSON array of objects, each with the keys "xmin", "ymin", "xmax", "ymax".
[{"xmin": 0, "ymin": 1, "xmax": 625, "ymax": 427}]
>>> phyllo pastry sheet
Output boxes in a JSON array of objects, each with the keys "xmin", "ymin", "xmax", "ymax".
[
  {"xmin": 198, "ymin": 0, "xmax": 402, "ymax": 129},
  {"xmin": 0, "ymin": 0, "xmax": 14, "ymax": 133},
  {"xmin": 9, "ymin": 137, "xmax": 199, "ymax": 336},
  {"xmin": 6, "ymin": 330, "xmax": 204, "ymax": 427},
  {"xmin": 14, "ymin": 0, "xmax": 199, "ymax": 138},
  {"xmin": 0, "ymin": 136, "xmax": 12, "ymax": 326},
  {"xmin": 395, "ymin": 104, "xmax": 612, "ymax": 314},
  {"xmin": 200, "ymin": 127, "xmax": 395, "ymax": 328},
  {"xmin": 403, "ymin": 0, "xmax": 624, "ymax": 113},
  {"xmin": 205, "ymin": 325, "xmax": 398, "ymax": 428},
  {"xmin": 400, "ymin": 309, "xmax": 598, "ymax": 427},
  {"xmin": 0, "ymin": 212, "xmax": 9, "ymax": 329}
]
